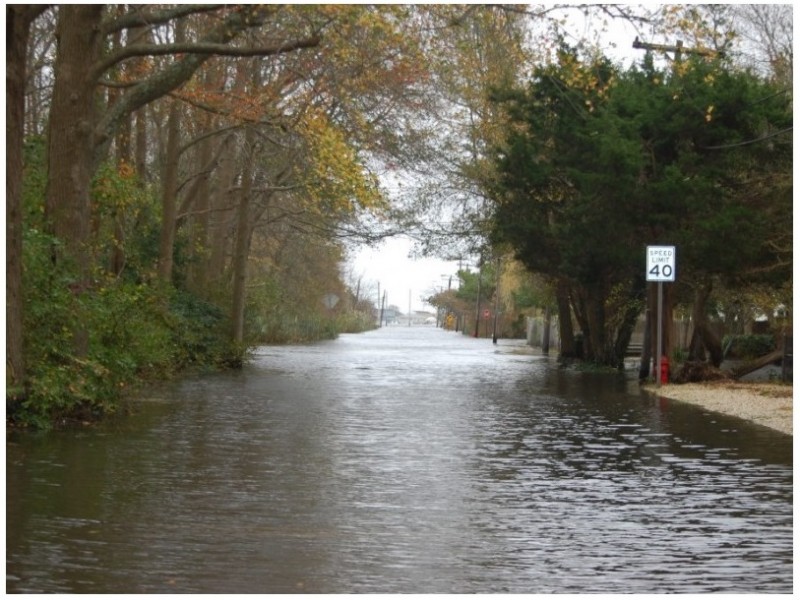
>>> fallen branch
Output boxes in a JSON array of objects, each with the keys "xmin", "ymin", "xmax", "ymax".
[{"xmin": 730, "ymin": 349, "xmax": 784, "ymax": 380}]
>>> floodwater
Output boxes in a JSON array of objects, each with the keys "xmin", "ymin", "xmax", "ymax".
[{"xmin": 6, "ymin": 326, "xmax": 793, "ymax": 593}]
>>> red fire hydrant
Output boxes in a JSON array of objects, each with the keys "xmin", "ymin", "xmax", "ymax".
[{"xmin": 660, "ymin": 355, "xmax": 670, "ymax": 384}]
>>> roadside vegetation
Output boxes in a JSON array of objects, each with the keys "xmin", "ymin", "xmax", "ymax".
[
  {"xmin": 7, "ymin": 5, "xmax": 791, "ymax": 427},
  {"xmin": 487, "ymin": 46, "xmax": 791, "ymax": 370},
  {"xmin": 422, "ymin": 6, "xmax": 792, "ymax": 376}
]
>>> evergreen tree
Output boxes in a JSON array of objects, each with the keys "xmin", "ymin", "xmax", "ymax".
[{"xmin": 489, "ymin": 47, "xmax": 791, "ymax": 367}]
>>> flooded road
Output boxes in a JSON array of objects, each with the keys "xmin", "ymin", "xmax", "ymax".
[{"xmin": 6, "ymin": 326, "xmax": 793, "ymax": 593}]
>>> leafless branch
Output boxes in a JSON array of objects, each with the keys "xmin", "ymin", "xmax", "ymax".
[
  {"xmin": 101, "ymin": 5, "xmax": 227, "ymax": 35},
  {"xmin": 93, "ymin": 35, "xmax": 322, "ymax": 81}
]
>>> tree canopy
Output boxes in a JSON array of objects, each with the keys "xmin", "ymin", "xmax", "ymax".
[
  {"xmin": 488, "ymin": 47, "xmax": 792, "ymax": 366},
  {"xmin": 7, "ymin": 4, "xmax": 792, "ymax": 426}
]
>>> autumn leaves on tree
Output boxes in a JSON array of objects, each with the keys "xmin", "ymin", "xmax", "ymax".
[
  {"xmin": 7, "ymin": 5, "xmax": 451, "ymax": 422},
  {"xmin": 6, "ymin": 5, "xmax": 793, "ymax": 426}
]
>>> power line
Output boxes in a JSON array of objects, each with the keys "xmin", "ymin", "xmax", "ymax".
[{"xmin": 701, "ymin": 126, "xmax": 793, "ymax": 150}]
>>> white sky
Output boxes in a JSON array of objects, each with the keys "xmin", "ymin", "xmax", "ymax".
[
  {"xmin": 347, "ymin": 12, "xmax": 645, "ymax": 313},
  {"xmin": 349, "ymin": 236, "xmax": 461, "ymax": 313}
]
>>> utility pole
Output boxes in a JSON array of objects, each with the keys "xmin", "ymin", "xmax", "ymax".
[
  {"xmin": 492, "ymin": 256, "xmax": 501, "ymax": 344},
  {"xmin": 632, "ymin": 37, "xmax": 724, "ymax": 60},
  {"xmin": 473, "ymin": 261, "xmax": 483, "ymax": 338}
]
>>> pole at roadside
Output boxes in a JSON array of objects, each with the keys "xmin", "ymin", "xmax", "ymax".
[
  {"xmin": 656, "ymin": 281, "xmax": 663, "ymax": 388},
  {"xmin": 492, "ymin": 256, "xmax": 500, "ymax": 344},
  {"xmin": 473, "ymin": 262, "xmax": 482, "ymax": 338}
]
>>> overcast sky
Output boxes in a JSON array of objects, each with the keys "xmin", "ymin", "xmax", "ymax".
[
  {"xmin": 349, "ymin": 236, "xmax": 462, "ymax": 313},
  {"xmin": 347, "ymin": 12, "xmax": 645, "ymax": 313}
]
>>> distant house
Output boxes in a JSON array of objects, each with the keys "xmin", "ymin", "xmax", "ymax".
[
  {"xmin": 412, "ymin": 311, "xmax": 436, "ymax": 325},
  {"xmin": 372, "ymin": 306, "xmax": 438, "ymax": 326}
]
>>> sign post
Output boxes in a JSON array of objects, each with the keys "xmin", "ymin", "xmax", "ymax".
[{"xmin": 646, "ymin": 246, "xmax": 676, "ymax": 387}]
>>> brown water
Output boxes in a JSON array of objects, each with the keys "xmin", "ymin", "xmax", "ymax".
[{"xmin": 6, "ymin": 327, "xmax": 793, "ymax": 593}]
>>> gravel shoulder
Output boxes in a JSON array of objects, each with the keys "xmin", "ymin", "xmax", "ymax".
[{"xmin": 642, "ymin": 381, "xmax": 793, "ymax": 435}]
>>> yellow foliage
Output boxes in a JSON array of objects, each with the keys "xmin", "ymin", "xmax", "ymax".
[
  {"xmin": 298, "ymin": 109, "xmax": 387, "ymax": 215},
  {"xmin": 657, "ymin": 5, "xmax": 731, "ymax": 58}
]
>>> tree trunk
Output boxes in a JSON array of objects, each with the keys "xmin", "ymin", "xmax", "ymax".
[
  {"xmin": 688, "ymin": 323, "xmax": 706, "ymax": 362},
  {"xmin": 44, "ymin": 5, "xmax": 104, "ymax": 270},
  {"xmin": 157, "ymin": 101, "xmax": 182, "ymax": 283},
  {"xmin": 688, "ymin": 279, "xmax": 723, "ymax": 367},
  {"xmin": 6, "ymin": 6, "xmax": 46, "ymax": 395},
  {"xmin": 231, "ymin": 134, "xmax": 256, "ymax": 346},
  {"xmin": 542, "ymin": 305, "xmax": 551, "ymax": 353},
  {"xmin": 613, "ymin": 275, "xmax": 646, "ymax": 370},
  {"xmin": 134, "ymin": 108, "xmax": 148, "ymax": 178},
  {"xmin": 570, "ymin": 286, "xmax": 591, "ymax": 358},
  {"xmin": 555, "ymin": 278, "xmax": 576, "ymax": 358},
  {"xmin": 730, "ymin": 349, "xmax": 783, "ymax": 380},
  {"xmin": 206, "ymin": 135, "xmax": 237, "ymax": 291},
  {"xmin": 108, "ymin": 16, "xmax": 134, "ymax": 277},
  {"xmin": 584, "ymin": 289, "xmax": 607, "ymax": 364},
  {"xmin": 185, "ymin": 119, "xmax": 216, "ymax": 293}
]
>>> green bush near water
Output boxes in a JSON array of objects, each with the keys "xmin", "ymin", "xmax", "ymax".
[
  {"xmin": 12, "ymin": 240, "xmax": 373, "ymax": 427},
  {"xmin": 12, "ymin": 232, "xmax": 234, "ymax": 428},
  {"xmin": 10, "ymin": 143, "xmax": 373, "ymax": 428},
  {"xmin": 11, "ymin": 237, "xmax": 372, "ymax": 427},
  {"xmin": 9, "ymin": 150, "xmax": 235, "ymax": 428},
  {"xmin": 723, "ymin": 334, "xmax": 776, "ymax": 360}
]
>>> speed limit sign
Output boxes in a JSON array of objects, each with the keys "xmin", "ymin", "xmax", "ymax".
[
  {"xmin": 646, "ymin": 246, "xmax": 676, "ymax": 282},
  {"xmin": 647, "ymin": 245, "xmax": 675, "ymax": 387}
]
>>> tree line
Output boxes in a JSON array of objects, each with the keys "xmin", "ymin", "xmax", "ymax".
[
  {"xmin": 423, "ymin": 5, "xmax": 792, "ymax": 372},
  {"xmin": 487, "ymin": 46, "xmax": 792, "ymax": 369},
  {"xmin": 7, "ymin": 5, "xmax": 791, "ymax": 426},
  {"xmin": 8, "ymin": 4, "xmax": 553, "ymax": 426}
]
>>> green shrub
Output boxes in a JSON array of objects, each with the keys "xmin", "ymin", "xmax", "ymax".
[
  {"xmin": 335, "ymin": 310, "xmax": 378, "ymax": 334},
  {"xmin": 18, "ymin": 230, "xmax": 124, "ymax": 425},
  {"xmin": 723, "ymin": 334, "xmax": 776, "ymax": 360},
  {"xmin": 168, "ymin": 289, "xmax": 234, "ymax": 367},
  {"xmin": 12, "ymin": 228, "xmax": 233, "ymax": 428},
  {"xmin": 10, "ymin": 151, "xmax": 239, "ymax": 428}
]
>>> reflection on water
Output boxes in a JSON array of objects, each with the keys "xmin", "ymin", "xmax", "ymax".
[{"xmin": 6, "ymin": 327, "xmax": 793, "ymax": 593}]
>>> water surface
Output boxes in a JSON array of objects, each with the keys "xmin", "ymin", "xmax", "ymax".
[{"xmin": 6, "ymin": 327, "xmax": 793, "ymax": 593}]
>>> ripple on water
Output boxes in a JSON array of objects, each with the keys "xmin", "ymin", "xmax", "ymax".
[{"xmin": 6, "ymin": 327, "xmax": 793, "ymax": 593}]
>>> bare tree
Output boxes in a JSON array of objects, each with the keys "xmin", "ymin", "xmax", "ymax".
[{"xmin": 731, "ymin": 4, "xmax": 793, "ymax": 84}]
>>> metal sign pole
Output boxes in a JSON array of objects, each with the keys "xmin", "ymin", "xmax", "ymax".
[{"xmin": 656, "ymin": 281, "xmax": 663, "ymax": 388}]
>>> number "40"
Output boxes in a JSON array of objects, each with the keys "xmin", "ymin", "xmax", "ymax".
[{"xmin": 649, "ymin": 264, "xmax": 673, "ymax": 279}]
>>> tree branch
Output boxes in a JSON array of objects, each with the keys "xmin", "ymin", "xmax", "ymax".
[
  {"xmin": 101, "ymin": 5, "xmax": 227, "ymax": 35},
  {"xmin": 91, "ymin": 5, "xmax": 322, "ymax": 163},
  {"xmin": 92, "ymin": 35, "xmax": 321, "ymax": 78}
]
